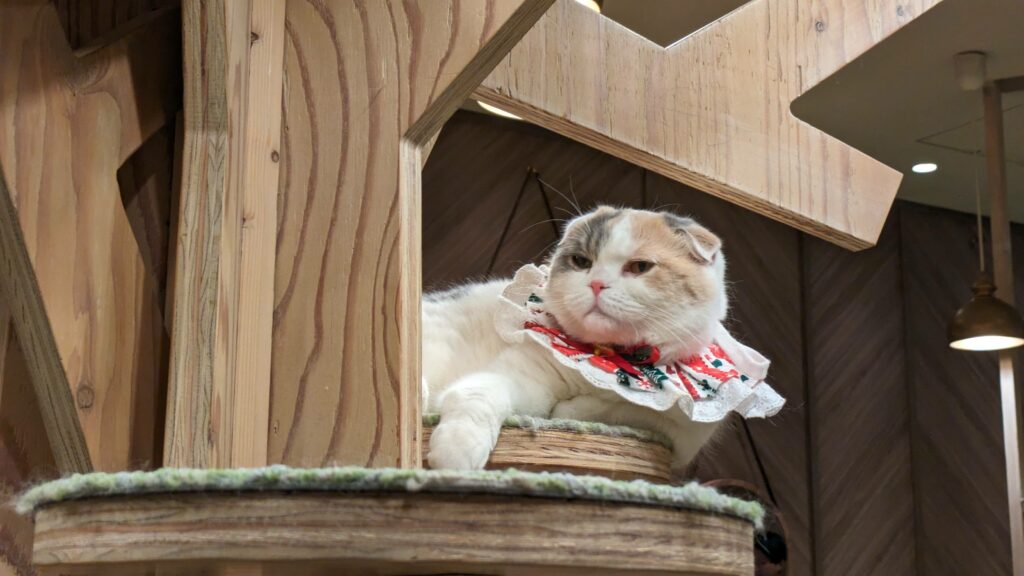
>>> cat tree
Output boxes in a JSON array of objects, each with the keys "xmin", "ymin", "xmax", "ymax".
[{"xmin": 0, "ymin": 0, "xmax": 942, "ymax": 573}]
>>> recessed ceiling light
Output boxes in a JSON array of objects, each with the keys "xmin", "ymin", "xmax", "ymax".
[
  {"xmin": 912, "ymin": 162, "xmax": 938, "ymax": 174},
  {"xmin": 477, "ymin": 100, "xmax": 522, "ymax": 121},
  {"xmin": 575, "ymin": 0, "xmax": 601, "ymax": 13}
]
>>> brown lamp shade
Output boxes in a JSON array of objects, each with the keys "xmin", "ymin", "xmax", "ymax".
[{"xmin": 949, "ymin": 273, "xmax": 1024, "ymax": 351}]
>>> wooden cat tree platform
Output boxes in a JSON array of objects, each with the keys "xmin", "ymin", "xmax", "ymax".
[{"xmin": 0, "ymin": 0, "xmax": 941, "ymax": 574}]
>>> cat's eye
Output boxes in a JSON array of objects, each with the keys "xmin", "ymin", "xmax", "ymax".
[
  {"xmin": 570, "ymin": 255, "xmax": 592, "ymax": 270},
  {"xmin": 626, "ymin": 260, "xmax": 655, "ymax": 275}
]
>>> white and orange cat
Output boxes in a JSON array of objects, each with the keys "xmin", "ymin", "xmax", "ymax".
[{"xmin": 423, "ymin": 206, "xmax": 730, "ymax": 471}]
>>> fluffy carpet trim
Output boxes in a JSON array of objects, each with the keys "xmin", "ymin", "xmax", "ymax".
[{"xmin": 16, "ymin": 465, "xmax": 762, "ymax": 529}]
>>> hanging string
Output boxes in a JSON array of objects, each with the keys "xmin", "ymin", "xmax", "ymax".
[{"xmin": 975, "ymin": 159, "xmax": 985, "ymax": 273}]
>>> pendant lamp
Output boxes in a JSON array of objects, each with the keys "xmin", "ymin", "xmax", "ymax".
[{"xmin": 948, "ymin": 170, "xmax": 1024, "ymax": 351}]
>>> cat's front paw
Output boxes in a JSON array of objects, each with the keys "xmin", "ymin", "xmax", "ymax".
[{"xmin": 427, "ymin": 418, "xmax": 493, "ymax": 470}]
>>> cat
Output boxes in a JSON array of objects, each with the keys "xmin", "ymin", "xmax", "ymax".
[{"xmin": 422, "ymin": 205, "xmax": 731, "ymax": 472}]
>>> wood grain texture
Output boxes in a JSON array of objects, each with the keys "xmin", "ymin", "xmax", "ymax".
[
  {"xmin": 0, "ymin": 2, "xmax": 179, "ymax": 472},
  {"xmin": 33, "ymin": 493, "xmax": 753, "ymax": 575},
  {"xmin": 479, "ymin": 0, "xmax": 945, "ymax": 250},
  {"xmin": 271, "ymin": 0, "xmax": 557, "ymax": 468},
  {"xmin": 163, "ymin": 0, "xmax": 284, "ymax": 469},
  {"xmin": 901, "ymin": 202, "xmax": 1013, "ymax": 575},
  {"xmin": 1, "ymin": 302, "xmax": 59, "ymax": 576},
  {"xmin": 422, "ymin": 425, "xmax": 673, "ymax": 484},
  {"xmin": 804, "ymin": 215, "xmax": 917, "ymax": 575}
]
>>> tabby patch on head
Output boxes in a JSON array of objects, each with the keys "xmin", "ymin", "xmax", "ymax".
[{"xmin": 545, "ymin": 206, "xmax": 727, "ymax": 361}]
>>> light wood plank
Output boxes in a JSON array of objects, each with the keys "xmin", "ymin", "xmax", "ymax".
[
  {"xmin": 164, "ymin": 0, "xmax": 285, "ymax": 468},
  {"xmin": 0, "ymin": 1, "xmax": 179, "ymax": 472},
  {"xmin": 270, "ymin": 0, "xmax": 556, "ymax": 468},
  {"xmin": 479, "ymin": 0, "xmax": 945, "ymax": 250},
  {"xmin": 33, "ymin": 493, "xmax": 752, "ymax": 575}
]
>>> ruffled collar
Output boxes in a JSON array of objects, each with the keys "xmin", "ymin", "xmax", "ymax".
[{"xmin": 495, "ymin": 265, "xmax": 785, "ymax": 423}]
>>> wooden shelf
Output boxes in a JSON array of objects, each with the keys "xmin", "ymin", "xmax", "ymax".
[
  {"xmin": 423, "ymin": 424, "xmax": 674, "ymax": 483},
  {"xmin": 33, "ymin": 492, "xmax": 752, "ymax": 575}
]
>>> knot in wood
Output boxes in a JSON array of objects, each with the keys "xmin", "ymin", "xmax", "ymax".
[{"xmin": 76, "ymin": 383, "xmax": 95, "ymax": 409}]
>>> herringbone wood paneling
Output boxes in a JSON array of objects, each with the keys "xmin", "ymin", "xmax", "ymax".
[
  {"xmin": 423, "ymin": 112, "xmax": 645, "ymax": 287},
  {"xmin": 646, "ymin": 172, "xmax": 813, "ymax": 576},
  {"xmin": 901, "ymin": 202, "xmax": 1013, "ymax": 575},
  {"xmin": 422, "ymin": 110, "xmax": 1024, "ymax": 575},
  {"xmin": 805, "ymin": 214, "xmax": 916, "ymax": 575}
]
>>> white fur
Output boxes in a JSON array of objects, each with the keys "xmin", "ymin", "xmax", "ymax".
[{"xmin": 423, "ymin": 209, "xmax": 726, "ymax": 472}]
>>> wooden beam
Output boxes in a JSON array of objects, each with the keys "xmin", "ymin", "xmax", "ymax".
[
  {"xmin": 479, "ymin": 0, "xmax": 945, "ymax": 250},
  {"xmin": 164, "ymin": 0, "xmax": 285, "ymax": 468},
  {"xmin": 0, "ymin": 302, "xmax": 60, "ymax": 576},
  {"xmin": 270, "ymin": 0, "xmax": 556, "ymax": 467},
  {"xmin": 996, "ymin": 76, "xmax": 1024, "ymax": 94},
  {"xmin": 33, "ymin": 493, "xmax": 752, "ymax": 574},
  {"xmin": 983, "ymin": 81, "xmax": 1024, "ymax": 576},
  {"xmin": 0, "ymin": 2, "xmax": 179, "ymax": 472}
]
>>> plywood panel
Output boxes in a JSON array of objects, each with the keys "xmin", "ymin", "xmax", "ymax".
[
  {"xmin": 804, "ymin": 214, "xmax": 916, "ymax": 575},
  {"xmin": 480, "ymin": 0, "xmax": 945, "ymax": 250},
  {"xmin": 117, "ymin": 125, "xmax": 176, "ymax": 315},
  {"xmin": 901, "ymin": 202, "xmax": 1013, "ymax": 575},
  {"xmin": 0, "ymin": 2, "xmax": 179, "ymax": 472},
  {"xmin": 270, "ymin": 0, "xmax": 557, "ymax": 468}
]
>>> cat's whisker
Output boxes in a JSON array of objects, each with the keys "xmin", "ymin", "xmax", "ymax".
[{"xmin": 536, "ymin": 175, "xmax": 583, "ymax": 217}]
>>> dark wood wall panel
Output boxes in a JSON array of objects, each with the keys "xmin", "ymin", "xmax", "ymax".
[
  {"xmin": 423, "ymin": 110, "xmax": 1024, "ymax": 575},
  {"xmin": 423, "ymin": 113, "xmax": 645, "ymax": 288},
  {"xmin": 644, "ymin": 172, "xmax": 814, "ymax": 576},
  {"xmin": 900, "ymin": 202, "xmax": 1013, "ymax": 575},
  {"xmin": 804, "ymin": 215, "xmax": 917, "ymax": 575},
  {"xmin": 425, "ymin": 112, "xmax": 814, "ymax": 575}
]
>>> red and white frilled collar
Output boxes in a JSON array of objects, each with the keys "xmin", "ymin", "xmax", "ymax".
[{"xmin": 496, "ymin": 265, "xmax": 785, "ymax": 423}]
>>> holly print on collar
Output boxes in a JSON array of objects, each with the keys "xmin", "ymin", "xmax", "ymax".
[{"xmin": 496, "ymin": 265, "xmax": 785, "ymax": 423}]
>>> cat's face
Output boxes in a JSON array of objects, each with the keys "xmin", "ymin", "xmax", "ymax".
[{"xmin": 545, "ymin": 206, "xmax": 727, "ymax": 359}]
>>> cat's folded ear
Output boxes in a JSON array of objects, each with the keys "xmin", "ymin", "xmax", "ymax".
[{"xmin": 662, "ymin": 214, "xmax": 722, "ymax": 264}]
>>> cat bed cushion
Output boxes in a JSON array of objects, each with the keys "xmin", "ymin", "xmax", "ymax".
[
  {"xmin": 422, "ymin": 413, "xmax": 674, "ymax": 448},
  {"xmin": 17, "ymin": 466, "xmax": 764, "ymax": 529}
]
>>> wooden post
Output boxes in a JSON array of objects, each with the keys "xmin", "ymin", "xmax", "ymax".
[
  {"xmin": 270, "ymin": 0, "xmax": 556, "ymax": 468},
  {"xmin": 983, "ymin": 80, "xmax": 1024, "ymax": 575},
  {"xmin": 0, "ymin": 3, "xmax": 179, "ymax": 472},
  {"xmin": 479, "ymin": 0, "xmax": 945, "ymax": 251},
  {"xmin": 163, "ymin": 0, "xmax": 286, "ymax": 469}
]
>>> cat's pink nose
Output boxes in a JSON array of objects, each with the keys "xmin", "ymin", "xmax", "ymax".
[{"xmin": 589, "ymin": 280, "xmax": 607, "ymax": 296}]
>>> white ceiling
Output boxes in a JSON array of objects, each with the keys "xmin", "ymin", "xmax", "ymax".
[{"xmin": 790, "ymin": 0, "xmax": 1024, "ymax": 221}]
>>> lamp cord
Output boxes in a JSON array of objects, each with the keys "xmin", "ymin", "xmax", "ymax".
[{"xmin": 976, "ymin": 162, "xmax": 985, "ymax": 273}]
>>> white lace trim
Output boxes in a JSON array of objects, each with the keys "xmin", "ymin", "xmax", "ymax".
[{"xmin": 496, "ymin": 264, "xmax": 786, "ymax": 423}]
